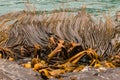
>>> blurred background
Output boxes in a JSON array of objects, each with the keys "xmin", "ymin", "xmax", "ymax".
[{"xmin": 0, "ymin": 0, "xmax": 120, "ymax": 16}]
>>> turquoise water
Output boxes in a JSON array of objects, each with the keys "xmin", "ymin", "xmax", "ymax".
[{"xmin": 0, "ymin": 0, "xmax": 120, "ymax": 16}]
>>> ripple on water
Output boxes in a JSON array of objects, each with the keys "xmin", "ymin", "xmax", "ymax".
[{"xmin": 0, "ymin": 0, "xmax": 120, "ymax": 16}]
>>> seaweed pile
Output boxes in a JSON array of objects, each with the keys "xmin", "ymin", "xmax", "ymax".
[{"xmin": 0, "ymin": 7, "xmax": 119, "ymax": 79}]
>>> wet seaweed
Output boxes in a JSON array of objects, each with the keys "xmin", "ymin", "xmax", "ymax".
[{"xmin": 0, "ymin": 7, "xmax": 119, "ymax": 79}]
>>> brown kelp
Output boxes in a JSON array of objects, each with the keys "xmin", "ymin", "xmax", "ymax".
[{"xmin": 0, "ymin": 7, "xmax": 119, "ymax": 79}]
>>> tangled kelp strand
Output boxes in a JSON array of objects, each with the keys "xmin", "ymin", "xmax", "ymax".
[{"xmin": 0, "ymin": 8, "xmax": 119, "ymax": 79}]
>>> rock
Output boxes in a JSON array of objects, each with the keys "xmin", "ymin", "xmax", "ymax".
[
  {"xmin": 0, "ymin": 59, "xmax": 42, "ymax": 80},
  {"xmin": 0, "ymin": 58, "xmax": 120, "ymax": 80},
  {"xmin": 50, "ymin": 67, "xmax": 120, "ymax": 80}
]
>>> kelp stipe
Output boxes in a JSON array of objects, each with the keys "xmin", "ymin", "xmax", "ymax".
[{"xmin": 0, "ymin": 6, "xmax": 119, "ymax": 79}]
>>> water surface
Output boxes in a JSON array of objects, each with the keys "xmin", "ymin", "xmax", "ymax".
[{"xmin": 0, "ymin": 0, "xmax": 120, "ymax": 16}]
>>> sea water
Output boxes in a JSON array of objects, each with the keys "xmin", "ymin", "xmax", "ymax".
[{"xmin": 0, "ymin": 0, "xmax": 120, "ymax": 16}]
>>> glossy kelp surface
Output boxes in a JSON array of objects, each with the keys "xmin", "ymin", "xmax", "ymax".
[{"xmin": 0, "ymin": 8, "xmax": 119, "ymax": 79}]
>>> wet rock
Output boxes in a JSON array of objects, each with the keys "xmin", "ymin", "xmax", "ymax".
[
  {"xmin": 50, "ymin": 67, "xmax": 120, "ymax": 80},
  {"xmin": 0, "ymin": 59, "xmax": 42, "ymax": 80}
]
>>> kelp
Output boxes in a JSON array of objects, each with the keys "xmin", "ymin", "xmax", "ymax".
[{"xmin": 0, "ymin": 7, "xmax": 119, "ymax": 79}]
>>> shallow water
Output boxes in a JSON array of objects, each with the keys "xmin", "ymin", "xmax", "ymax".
[{"xmin": 0, "ymin": 0, "xmax": 120, "ymax": 16}]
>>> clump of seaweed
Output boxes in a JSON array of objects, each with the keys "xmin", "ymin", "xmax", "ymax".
[{"xmin": 0, "ymin": 6, "xmax": 119, "ymax": 79}]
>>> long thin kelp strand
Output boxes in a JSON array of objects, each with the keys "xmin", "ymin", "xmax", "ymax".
[
  {"xmin": 0, "ymin": 8, "xmax": 119, "ymax": 60},
  {"xmin": 0, "ymin": 8, "xmax": 119, "ymax": 79}
]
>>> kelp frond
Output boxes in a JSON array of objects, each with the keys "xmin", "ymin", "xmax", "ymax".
[{"xmin": 0, "ymin": 7, "xmax": 119, "ymax": 79}]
